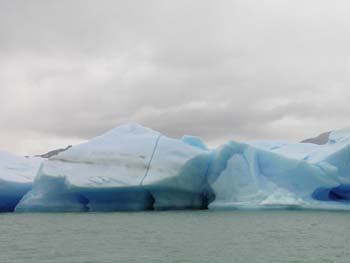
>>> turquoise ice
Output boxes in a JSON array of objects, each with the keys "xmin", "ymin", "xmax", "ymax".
[
  {"xmin": 0, "ymin": 150, "xmax": 42, "ymax": 211},
  {"xmin": 209, "ymin": 128, "xmax": 350, "ymax": 210}
]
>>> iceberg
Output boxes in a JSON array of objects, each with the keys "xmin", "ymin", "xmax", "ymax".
[
  {"xmin": 16, "ymin": 124, "xmax": 212, "ymax": 212},
  {"xmin": 0, "ymin": 150, "xmax": 42, "ymax": 212},
  {"xmin": 6, "ymin": 124, "xmax": 350, "ymax": 212}
]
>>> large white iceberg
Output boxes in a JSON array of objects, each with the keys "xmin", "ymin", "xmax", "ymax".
[
  {"xmin": 16, "ymin": 124, "xmax": 212, "ymax": 212},
  {"xmin": 0, "ymin": 150, "xmax": 42, "ymax": 211}
]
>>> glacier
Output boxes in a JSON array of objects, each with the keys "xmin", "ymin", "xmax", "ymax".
[
  {"xmin": 0, "ymin": 150, "xmax": 42, "ymax": 211},
  {"xmin": 0, "ymin": 123, "xmax": 349, "ymax": 212}
]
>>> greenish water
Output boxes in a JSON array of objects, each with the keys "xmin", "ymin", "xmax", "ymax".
[{"xmin": 1, "ymin": 211, "xmax": 350, "ymax": 263}]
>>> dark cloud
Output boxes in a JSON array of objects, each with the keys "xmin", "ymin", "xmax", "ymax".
[{"xmin": 1, "ymin": 0, "xmax": 350, "ymax": 154}]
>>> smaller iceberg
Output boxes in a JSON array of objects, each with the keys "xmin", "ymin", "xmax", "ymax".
[{"xmin": 208, "ymin": 128, "xmax": 350, "ymax": 210}]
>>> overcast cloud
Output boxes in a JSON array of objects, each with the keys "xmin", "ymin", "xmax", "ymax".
[{"xmin": 1, "ymin": 0, "xmax": 350, "ymax": 155}]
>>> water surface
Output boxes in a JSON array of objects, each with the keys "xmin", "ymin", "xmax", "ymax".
[{"xmin": 1, "ymin": 210, "xmax": 350, "ymax": 263}]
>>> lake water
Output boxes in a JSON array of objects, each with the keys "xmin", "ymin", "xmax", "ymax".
[{"xmin": 1, "ymin": 210, "xmax": 350, "ymax": 263}]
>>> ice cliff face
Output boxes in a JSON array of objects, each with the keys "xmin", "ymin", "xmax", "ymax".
[
  {"xmin": 1, "ymin": 124, "xmax": 350, "ymax": 212},
  {"xmin": 0, "ymin": 150, "xmax": 42, "ymax": 211}
]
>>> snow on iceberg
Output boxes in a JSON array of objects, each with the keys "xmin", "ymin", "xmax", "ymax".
[
  {"xmin": 0, "ymin": 150, "xmax": 42, "ymax": 212},
  {"xmin": 16, "ymin": 123, "xmax": 213, "ymax": 212}
]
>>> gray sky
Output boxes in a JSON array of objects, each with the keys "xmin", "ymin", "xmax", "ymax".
[{"xmin": 1, "ymin": 0, "xmax": 350, "ymax": 155}]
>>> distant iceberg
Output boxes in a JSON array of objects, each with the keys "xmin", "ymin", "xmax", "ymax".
[{"xmin": 1, "ymin": 123, "xmax": 350, "ymax": 212}]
